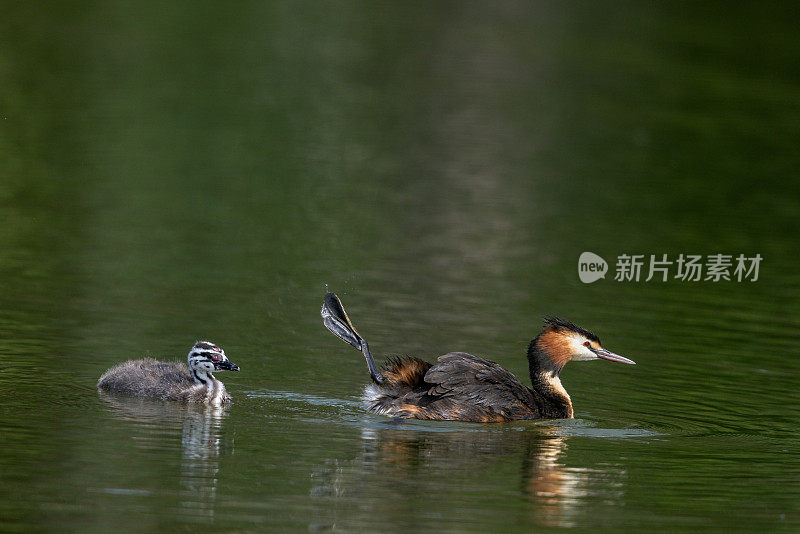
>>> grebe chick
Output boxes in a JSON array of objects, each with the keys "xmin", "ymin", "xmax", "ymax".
[
  {"xmin": 97, "ymin": 341, "xmax": 239, "ymax": 406},
  {"xmin": 321, "ymin": 292, "xmax": 635, "ymax": 422}
]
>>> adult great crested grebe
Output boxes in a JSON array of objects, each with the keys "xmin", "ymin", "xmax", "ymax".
[
  {"xmin": 321, "ymin": 292, "xmax": 634, "ymax": 422},
  {"xmin": 97, "ymin": 341, "xmax": 239, "ymax": 406}
]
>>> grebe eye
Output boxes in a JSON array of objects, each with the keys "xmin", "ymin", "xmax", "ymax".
[{"xmin": 583, "ymin": 341, "xmax": 592, "ymax": 348}]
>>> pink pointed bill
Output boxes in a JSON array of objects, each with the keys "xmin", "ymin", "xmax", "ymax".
[{"xmin": 594, "ymin": 348, "xmax": 636, "ymax": 365}]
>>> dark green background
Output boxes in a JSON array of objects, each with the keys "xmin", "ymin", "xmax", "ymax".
[{"xmin": 1, "ymin": 2, "xmax": 798, "ymax": 532}]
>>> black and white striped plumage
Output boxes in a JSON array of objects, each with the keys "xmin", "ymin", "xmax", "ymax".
[{"xmin": 97, "ymin": 341, "xmax": 239, "ymax": 405}]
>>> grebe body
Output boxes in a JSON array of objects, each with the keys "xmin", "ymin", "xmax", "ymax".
[
  {"xmin": 97, "ymin": 341, "xmax": 239, "ymax": 406},
  {"xmin": 321, "ymin": 293, "xmax": 634, "ymax": 422}
]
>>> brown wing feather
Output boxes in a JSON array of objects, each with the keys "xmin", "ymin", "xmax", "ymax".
[
  {"xmin": 364, "ymin": 353, "xmax": 542, "ymax": 422},
  {"xmin": 420, "ymin": 352, "xmax": 541, "ymax": 421}
]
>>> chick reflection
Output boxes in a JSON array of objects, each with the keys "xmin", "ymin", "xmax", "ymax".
[
  {"xmin": 98, "ymin": 392, "xmax": 230, "ymax": 520},
  {"xmin": 310, "ymin": 424, "xmax": 625, "ymax": 530}
]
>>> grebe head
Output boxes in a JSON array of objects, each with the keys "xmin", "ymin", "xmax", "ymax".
[
  {"xmin": 187, "ymin": 341, "xmax": 240, "ymax": 373},
  {"xmin": 532, "ymin": 317, "xmax": 635, "ymax": 373}
]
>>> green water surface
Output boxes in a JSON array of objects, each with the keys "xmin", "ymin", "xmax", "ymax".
[{"xmin": 1, "ymin": 2, "xmax": 799, "ymax": 532}]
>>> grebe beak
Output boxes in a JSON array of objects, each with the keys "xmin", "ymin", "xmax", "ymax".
[
  {"xmin": 592, "ymin": 347, "xmax": 636, "ymax": 365},
  {"xmin": 215, "ymin": 360, "xmax": 240, "ymax": 371}
]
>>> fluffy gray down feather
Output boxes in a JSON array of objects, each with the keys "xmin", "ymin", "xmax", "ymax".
[{"xmin": 97, "ymin": 358, "xmax": 230, "ymax": 404}]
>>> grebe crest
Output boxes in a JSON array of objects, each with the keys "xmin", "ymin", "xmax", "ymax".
[
  {"xmin": 532, "ymin": 317, "xmax": 633, "ymax": 371},
  {"xmin": 98, "ymin": 341, "xmax": 240, "ymax": 406}
]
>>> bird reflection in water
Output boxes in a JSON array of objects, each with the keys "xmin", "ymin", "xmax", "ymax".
[
  {"xmin": 98, "ymin": 392, "xmax": 231, "ymax": 521},
  {"xmin": 310, "ymin": 424, "xmax": 625, "ymax": 529},
  {"xmin": 523, "ymin": 429, "xmax": 588, "ymax": 527}
]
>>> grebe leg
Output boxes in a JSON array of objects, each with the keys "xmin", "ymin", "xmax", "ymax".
[{"xmin": 321, "ymin": 292, "xmax": 384, "ymax": 385}]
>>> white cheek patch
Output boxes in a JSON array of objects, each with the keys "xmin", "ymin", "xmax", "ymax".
[{"xmin": 567, "ymin": 334, "xmax": 599, "ymax": 361}]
